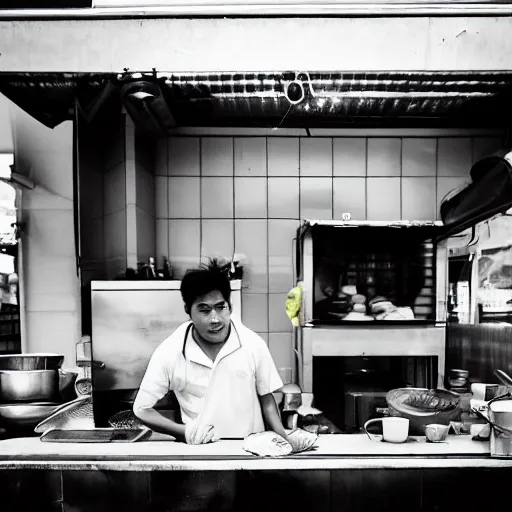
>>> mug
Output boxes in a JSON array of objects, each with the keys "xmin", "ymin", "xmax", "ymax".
[{"xmin": 364, "ymin": 417, "xmax": 409, "ymax": 443}]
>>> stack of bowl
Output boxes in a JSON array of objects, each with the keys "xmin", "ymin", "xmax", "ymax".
[{"xmin": 0, "ymin": 354, "xmax": 65, "ymax": 435}]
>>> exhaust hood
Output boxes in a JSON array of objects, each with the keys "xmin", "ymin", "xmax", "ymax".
[{"xmin": 439, "ymin": 148, "xmax": 512, "ymax": 240}]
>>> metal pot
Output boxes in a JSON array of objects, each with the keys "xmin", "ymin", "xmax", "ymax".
[
  {"xmin": 0, "ymin": 353, "xmax": 64, "ymax": 371},
  {"xmin": 0, "ymin": 370, "xmax": 59, "ymax": 402}
]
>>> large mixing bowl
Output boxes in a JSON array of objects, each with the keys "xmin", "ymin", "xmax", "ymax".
[
  {"xmin": 386, "ymin": 387, "xmax": 461, "ymax": 435},
  {"xmin": 0, "ymin": 402, "xmax": 61, "ymax": 429},
  {"xmin": 0, "ymin": 369, "xmax": 59, "ymax": 402},
  {"xmin": 0, "ymin": 353, "xmax": 64, "ymax": 371}
]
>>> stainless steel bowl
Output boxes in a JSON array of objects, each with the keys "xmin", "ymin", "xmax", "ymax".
[
  {"xmin": 0, "ymin": 369, "xmax": 59, "ymax": 402},
  {"xmin": 0, "ymin": 402, "xmax": 61, "ymax": 429},
  {"xmin": 0, "ymin": 353, "xmax": 64, "ymax": 371}
]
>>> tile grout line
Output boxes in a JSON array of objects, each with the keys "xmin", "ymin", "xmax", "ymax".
[{"xmin": 199, "ymin": 137, "xmax": 203, "ymax": 264}]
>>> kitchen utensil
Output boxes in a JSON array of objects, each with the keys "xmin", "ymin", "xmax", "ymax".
[
  {"xmin": 40, "ymin": 427, "xmax": 151, "ymax": 443},
  {"xmin": 34, "ymin": 396, "xmax": 94, "ymax": 433},
  {"xmin": 0, "ymin": 402, "xmax": 61, "ymax": 429},
  {"xmin": 386, "ymin": 388, "xmax": 461, "ymax": 435},
  {"xmin": 471, "ymin": 405, "xmax": 512, "ymax": 436},
  {"xmin": 0, "ymin": 353, "xmax": 64, "ymax": 371},
  {"xmin": 0, "ymin": 369, "xmax": 59, "ymax": 402},
  {"xmin": 364, "ymin": 416, "xmax": 409, "ymax": 443},
  {"xmin": 425, "ymin": 424, "xmax": 450, "ymax": 442},
  {"xmin": 494, "ymin": 369, "xmax": 512, "ymax": 390},
  {"xmin": 108, "ymin": 409, "xmax": 143, "ymax": 429},
  {"xmin": 74, "ymin": 377, "xmax": 92, "ymax": 396}
]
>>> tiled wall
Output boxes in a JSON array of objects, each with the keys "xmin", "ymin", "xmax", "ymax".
[{"xmin": 154, "ymin": 134, "xmax": 503, "ymax": 378}]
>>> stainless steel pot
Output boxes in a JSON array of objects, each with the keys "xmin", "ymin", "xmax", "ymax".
[{"xmin": 0, "ymin": 370, "xmax": 59, "ymax": 402}]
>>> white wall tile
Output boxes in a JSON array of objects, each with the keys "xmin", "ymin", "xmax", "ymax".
[
  {"xmin": 26, "ymin": 209, "xmax": 76, "ymax": 258},
  {"xmin": 235, "ymin": 177, "xmax": 267, "ymax": 218},
  {"xmin": 201, "ymin": 177, "xmax": 234, "ymax": 218},
  {"xmin": 268, "ymin": 138, "xmax": 299, "ymax": 176},
  {"xmin": 300, "ymin": 177, "xmax": 333, "ymax": 220},
  {"xmin": 367, "ymin": 138, "xmax": 401, "ymax": 176},
  {"xmin": 168, "ymin": 137, "xmax": 200, "ymax": 176},
  {"xmin": 300, "ymin": 138, "xmax": 332, "ymax": 176},
  {"xmin": 103, "ymin": 162, "xmax": 126, "ymax": 216},
  {"xmin": 437, "ymin": 177, "xmax": 470, "ymax": 220},
  {"xmin": 401, "ymin": 177, "xmax": 436, "ymax": 221},
  {"xmin": 268, "ymin": 332, "xmax": 294, "ymax": 372},
  {"xmin": 155, "ymin": 218, "xmax": 169, "ymax": 269},
  {"xmin": 25, "ymin": 312, "xmax": 78, "ymax": 367},
  {"xmin": 235, "ymin": 219, "xmax": 268, "ymax": 293},
  {"xmin": 155, "ymin": 176, "xmax": 168, "ymax": 219},
  {"xmin": 201, "ymin": 219, "xmax": 234, "ymax": 260},
  {"xmin": 268, "ymin": 219, "xmax": 298, "ymax": 293},
  {"xmin": 104, "ymin": 210, "xmax": 126, "ymax": 260},
  {"xmin": 437, "ymin": 138, "xmax": 472, "ymax": 177},
  {"xmin": 125, "ymin": 203, "xmax": 137, "ymax": 269},
  {"xmin": 333, "ymin": 138, "xmax": 366, "ymax": 176},
  {"xmin": 154, "ymin": 138, "xmax": 168, "ymax": 176},
  {"xmin": 269, "ymin": 293, "xmax": 293, "ymax": 332},
  {"xmin": 80, "ymin": 217, "xmax": 104, "ymax": 263},
  {"xmin": 402, "ymin": 138, "xmax": 436, "ymax": 176},
  {"xmin": 136, "ymin": 166, "xmax": 155, "ymax": 217},
  {"xmin": 256, "ymin": 332, "xmax": 269, "ymax": 345},
  {"xmin": 136, "ymin": 207, "xmax": 156, "ymax": 263},
  {"xmin": 268, "ymin": 177, "xmax": 299, "ymax": 219},
  {"xmin": 24, "ymin": 255, "xmax": 77, "ymax": 296},
  {"xmin": 168, "ymin": 219, "xmax": 201, "ymax": 278},
  {"xmin": 201, "ymin": 137, "xmax": 233, "ymax": 176},
  {"xmin": 234, "ymin": 138, "xmax": 267, "ymax": 176},
  {"xmin": 333, "ymin": 177, "xmax": 366, "ymax": 220},
  {"xmin": 168, "ymin": 177, "xmax": 200, "ymax": 218},
  {"xmin": 472, "ymin": 137, "xmax": 503, "ymax": 163},
  {"xmin": 367, "ymin": 177, "xmax": 401, "ymax": 220},
  {"xmin": 242, "ymin": 293, "xmax": 269, "ymax": 332}
]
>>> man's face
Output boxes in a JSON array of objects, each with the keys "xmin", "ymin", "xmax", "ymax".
[{"xmin": 190, "ymin": 290, "xmax": 231, "ymax": 344}]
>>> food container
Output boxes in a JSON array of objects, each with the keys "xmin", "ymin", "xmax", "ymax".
[
  {"xmin": 448, "ymin": 369, "xmax": 469, "ymax": 390},
  {"xmin": 0, "ymin": 353, "xmax": 64, "ymax": 371},
  {"xmin": 425, "ymin": 424, "xmax": 450, "ymax": 442},
  {"xmin": 386, "ymin": 388, "xmax": 461, "ymax": 435},
  {"xmin": 0, "ymin": 370, "xmax": 59, "ymax": 402}
]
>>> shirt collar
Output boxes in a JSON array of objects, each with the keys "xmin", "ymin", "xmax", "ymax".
[{"xmin": 184, "ymin": 321, "xmax": 242, "ymax": 368}]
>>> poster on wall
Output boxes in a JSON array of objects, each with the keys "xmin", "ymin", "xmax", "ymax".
[{"xmin": 477, "ymin": 245, "xmax": 512, "ymax": 322}]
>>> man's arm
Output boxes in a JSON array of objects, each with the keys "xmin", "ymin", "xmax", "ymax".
[
  {"xmin": 258, "ymin": 393, "xmax": 289, "ymax": 441},
  {"xmin": 133, "ymin": 343, "xmax": 187, "ymax": 441},
  {"xmin": 133, "ymin": 406, "xmax": 186, "ymax": 441}
]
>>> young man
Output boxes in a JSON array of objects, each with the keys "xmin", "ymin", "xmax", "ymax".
[{"xmin": 133, "ymin": 258, "xmax": 290, "ymax": 446}]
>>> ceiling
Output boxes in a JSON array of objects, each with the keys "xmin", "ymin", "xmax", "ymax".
[{"xmin": 1, "ymin": 71, "xmax": 512, "ymax": 131}]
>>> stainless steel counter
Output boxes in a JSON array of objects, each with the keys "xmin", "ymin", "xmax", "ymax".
[{"xmin": 0, "ymin": 434, "xmax": 506, "ymax": 471}]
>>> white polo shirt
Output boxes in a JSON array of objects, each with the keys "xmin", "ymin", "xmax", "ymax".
[{"xmin": 133, "ymin": 318, "xmax": 284, "ymax": 439}]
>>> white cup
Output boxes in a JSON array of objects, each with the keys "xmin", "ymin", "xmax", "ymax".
[{"xmin": 364, "ymin": 417, "xmax": 410, "ymax": 443}]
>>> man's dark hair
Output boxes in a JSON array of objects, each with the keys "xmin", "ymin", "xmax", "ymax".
[{"xmin": 180, "ymin": 258, "xmax": 232, "ymax": 315}]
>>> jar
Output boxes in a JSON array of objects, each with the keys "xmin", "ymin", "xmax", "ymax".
[{"xmin": 448, "ymin": 369, "xmax": 469, "ymax": 390}]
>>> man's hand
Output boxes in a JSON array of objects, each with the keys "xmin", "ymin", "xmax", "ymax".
[
  {"xmin": 184, "ymin": 420, "xmax": 219, "ymax": 445},
  {"xmin": 286, "ymin": 428, "xmax": 318, "ymax": 453}
]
